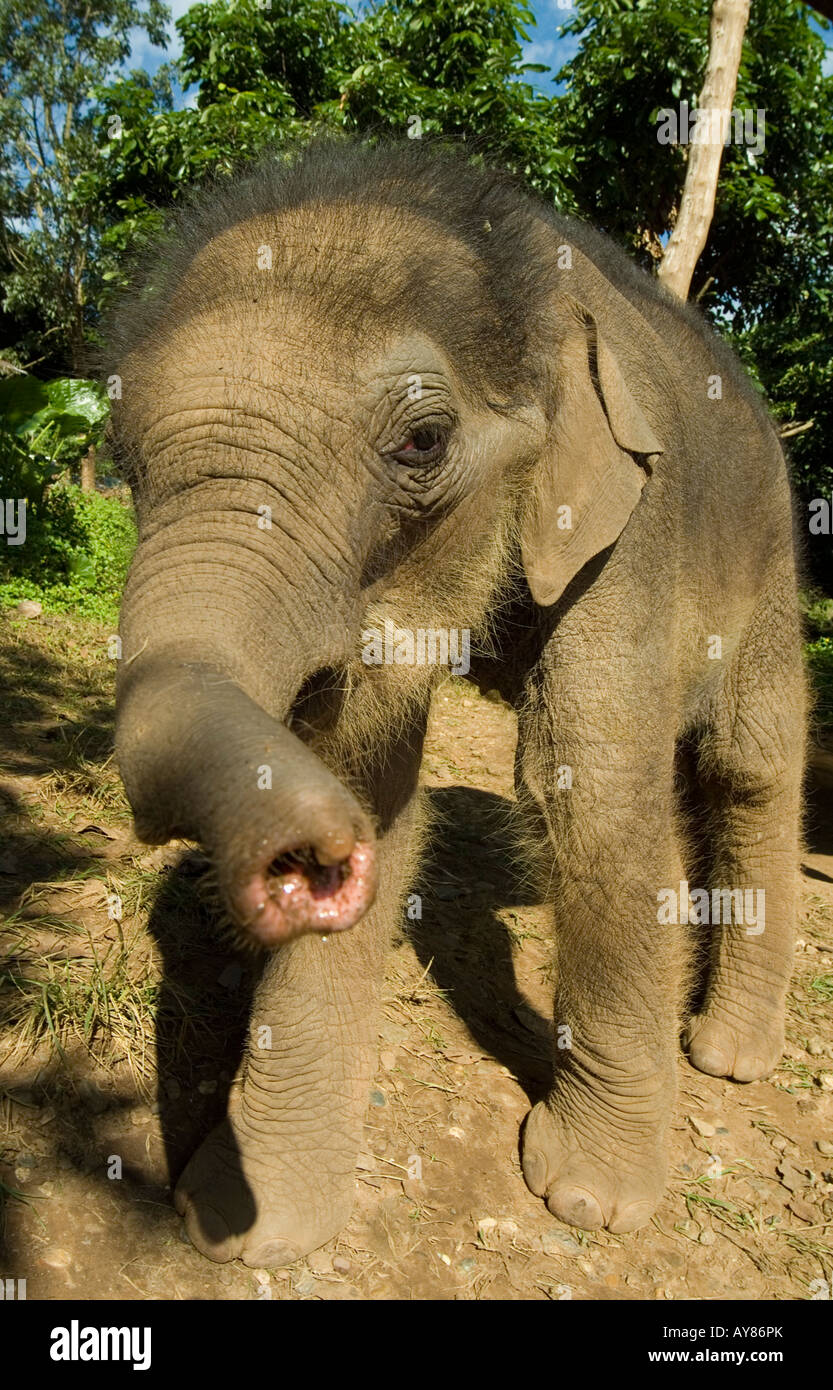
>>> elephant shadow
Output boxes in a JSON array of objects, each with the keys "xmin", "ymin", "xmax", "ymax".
[
  {"xmin": 409, "ymin": 784, "xmax": 553, "ymax": 1100},
  {"xmin": 145, "ymin": 857, "xmax": 262, "ymax": 1182}
]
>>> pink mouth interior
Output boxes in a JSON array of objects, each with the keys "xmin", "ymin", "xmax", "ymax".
[{"xmin": 235, "ymin": 841, "xmax": 376, "ymax": 946}]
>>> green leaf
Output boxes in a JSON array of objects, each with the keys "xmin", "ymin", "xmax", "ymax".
[
  {"xmin": 44, "ymin": 380, "xmax": 110, "ymax": 433},
  {"xmin": 0, "ymin": 377, "xmax": 52, "ymax": 437}
]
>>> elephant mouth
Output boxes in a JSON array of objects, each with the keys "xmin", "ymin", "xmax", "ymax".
[{"xmin": 232, "ymin": 840, "xmax": 377, "ymax": 947}]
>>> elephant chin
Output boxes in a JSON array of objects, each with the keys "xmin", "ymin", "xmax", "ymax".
[{"xmin": 228, "ymin": 839, "xmax": 378, "ymax": 947}]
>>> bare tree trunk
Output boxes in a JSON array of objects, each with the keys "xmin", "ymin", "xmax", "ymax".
[
  {"xmin": 658, "ymin": 0, "xmax": 750, "ymax": 301},
  {"xmin": 80, "ymin": 444, "xmax": 96, "ymax": 493}
]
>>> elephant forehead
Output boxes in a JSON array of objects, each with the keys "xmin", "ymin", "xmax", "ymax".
[
  {"xmin": 178, "ymin": 201, "xmax": 484, "ymax": 305},
  {"xmin": 120, "ymin": 200, "xmax": 524, "ymax": 413}
]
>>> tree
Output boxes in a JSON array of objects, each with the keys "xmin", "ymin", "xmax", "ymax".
[
  {"xmin": 554, "ymin": 0, "xmax": 832, "ymax": 583},
  {"xmin": 658, "ymin": 0, "xmax": 750, "ymax": 300},
  {"xmin": 0, "ymin": 0, "xmax": 170, "ymax": 373},
  {"xmin": 95, "ymin": 0, "xmax": 566, "ymax": 246}
]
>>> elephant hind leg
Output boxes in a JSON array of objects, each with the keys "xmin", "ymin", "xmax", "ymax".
[{"xmin": 683, "ymin": 588, "xmax": 807, "ymax": 1082}]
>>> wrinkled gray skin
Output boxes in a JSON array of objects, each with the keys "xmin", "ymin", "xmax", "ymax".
[{"xmin": 109, "ymin": 141, "xmax": 806, "ymax": 1264}]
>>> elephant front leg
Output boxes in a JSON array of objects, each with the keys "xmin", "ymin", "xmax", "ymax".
[
  {"xmin": 518, "ymin": 736, "xmax": 684, "ymax": 1233},
  {"xmin": 175, "ymin": 787, "xmax": 424, "ymax": 1267}
]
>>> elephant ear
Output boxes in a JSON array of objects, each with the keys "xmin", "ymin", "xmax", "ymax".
[{"xmin": 521, "ymin": 297, "xmax": 664, "ymax": 607}]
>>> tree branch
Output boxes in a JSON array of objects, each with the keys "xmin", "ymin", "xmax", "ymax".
[{"xmin": 779, "ymin": 420, "xmax": 815, "ymax": 439}]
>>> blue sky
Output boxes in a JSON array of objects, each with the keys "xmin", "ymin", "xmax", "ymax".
[
  {"xmin": 522, "ymin": 0, "xmax": 582, "ymax": 85},
  {"xmin": 129, "ymin": 0, "xmax": 832, "ymax": 103}
]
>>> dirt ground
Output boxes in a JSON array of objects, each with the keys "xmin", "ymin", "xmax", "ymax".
[{"xmin": 1, "ymin": 608, "xmax": 832, "ymax": 1301}]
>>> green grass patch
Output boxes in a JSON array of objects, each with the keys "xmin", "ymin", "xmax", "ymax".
[
  {"xmin": 809, "ymin": 973, "xmax": 833, "ymax": 1003},
  {"xmin": 0, "ymin": 486, "xmax": 136, "ymax": 626}
]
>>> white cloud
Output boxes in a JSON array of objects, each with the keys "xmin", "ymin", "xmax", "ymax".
[
  {"xmin": 534, "ymin": 0, "xmax": 580, "ymax": 20},
  {"xmin": 126, "ymin": 26, "xmax": 167, "ymax": 72},
  {"xmin": 524, "ymin": 40, "xmax": 557, "ymax": 65},
  {"xmin": 126, "ymin": 0, "xmax": 196, "ymax": 72}
]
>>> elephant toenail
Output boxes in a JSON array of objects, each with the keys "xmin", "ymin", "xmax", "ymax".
[
  {"xmin": 241, "ymin": 1239, "xmax": 301, "ymax": 1269},
  {"xmin": 184, "ymin": 1200, "xmax": 234, "ymax": 1252},
  {"xmin": 690, "ymin": 1042, "xmax": 730, "ymax": 1076},
  {"xmin": 733, "ymin": 1055, "xmax": 766, "ymax": 1082},
  {"xmin": 546, "ymin": 1185, "xmax": 604, "ymax": 1230},
  {"xmin": 521, "ymin": 1146, "xmax": 549, "ymax": 1196},
  {"xmin": 609, "ymin": 1200, "xmax": 654, "ymax": 1234}
]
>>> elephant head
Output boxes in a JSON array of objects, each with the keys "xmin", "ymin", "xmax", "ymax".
[{"xmin": 108, "ymin": 139, "xmax": 664, "ymax": 948}]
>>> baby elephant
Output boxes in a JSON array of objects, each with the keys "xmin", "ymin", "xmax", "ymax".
[{"xmin": 108, "ymin": 138, "xmax": 805, "ymax": 1264}]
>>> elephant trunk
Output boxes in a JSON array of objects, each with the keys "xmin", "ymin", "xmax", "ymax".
[{"xmin": 116, "ymin": 654, "xmax": 377, "ymax": 947}]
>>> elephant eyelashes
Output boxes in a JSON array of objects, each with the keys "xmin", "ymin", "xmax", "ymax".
[{"xmin": 387, "ymin": 422, "xmax": 449, "ymax": 467}]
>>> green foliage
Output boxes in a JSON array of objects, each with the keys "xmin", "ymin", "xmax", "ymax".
[
  {"xmin": 177, "ymin": 0, "xmax": 355, "ymax": 110},
  {"xmin": 555, "ymin": 0, "xmax": 833, "ymax": 308},
  {"xmin": 0, "ymin": 482, "xmax": 136, "ymax": 623},
  {"xmin": 93, "ymin": 0, "xmax": 568, "ymax": 280},
  {"xmin": 0, "ymin": 375, "xmax": 108, "ymax": 446},
  {"xmin": 554, "ymin": 0, "xmax": 833, "ymax": 584},
  {"xmin": 320, "ymin": 0, "xmax": 567, "ymax": 195},
  {"xmin": 0, "ymin": 0, "xmax": 171, "ymax": 371},
  {"xmin": 0, "ymin": 372, "xmax": 130, "ymax": 622},
  {"xmin": 0, "ymin": 373, "xmax": 110, "ymax": 509},
  {"xmin": 736, "ymin": 320, "xmax": 833, "ymax": 508}
]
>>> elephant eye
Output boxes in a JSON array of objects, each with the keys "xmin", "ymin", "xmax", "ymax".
[{"xmin": 388, "ymin": 422, "xmax": 449, "ymax": 466}]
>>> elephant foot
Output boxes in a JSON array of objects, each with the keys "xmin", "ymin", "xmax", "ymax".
[
  {"xmin": 174, "ymin": 1115, "xmax": 355, "ymax": 1266},
  {"xmin": 683, "ymin": 1006, "xmax": 784, "ymax": 1083},
  {"xmin": 521, "ymin": 1096, "xmax": 668, "ymax": 1234}
]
